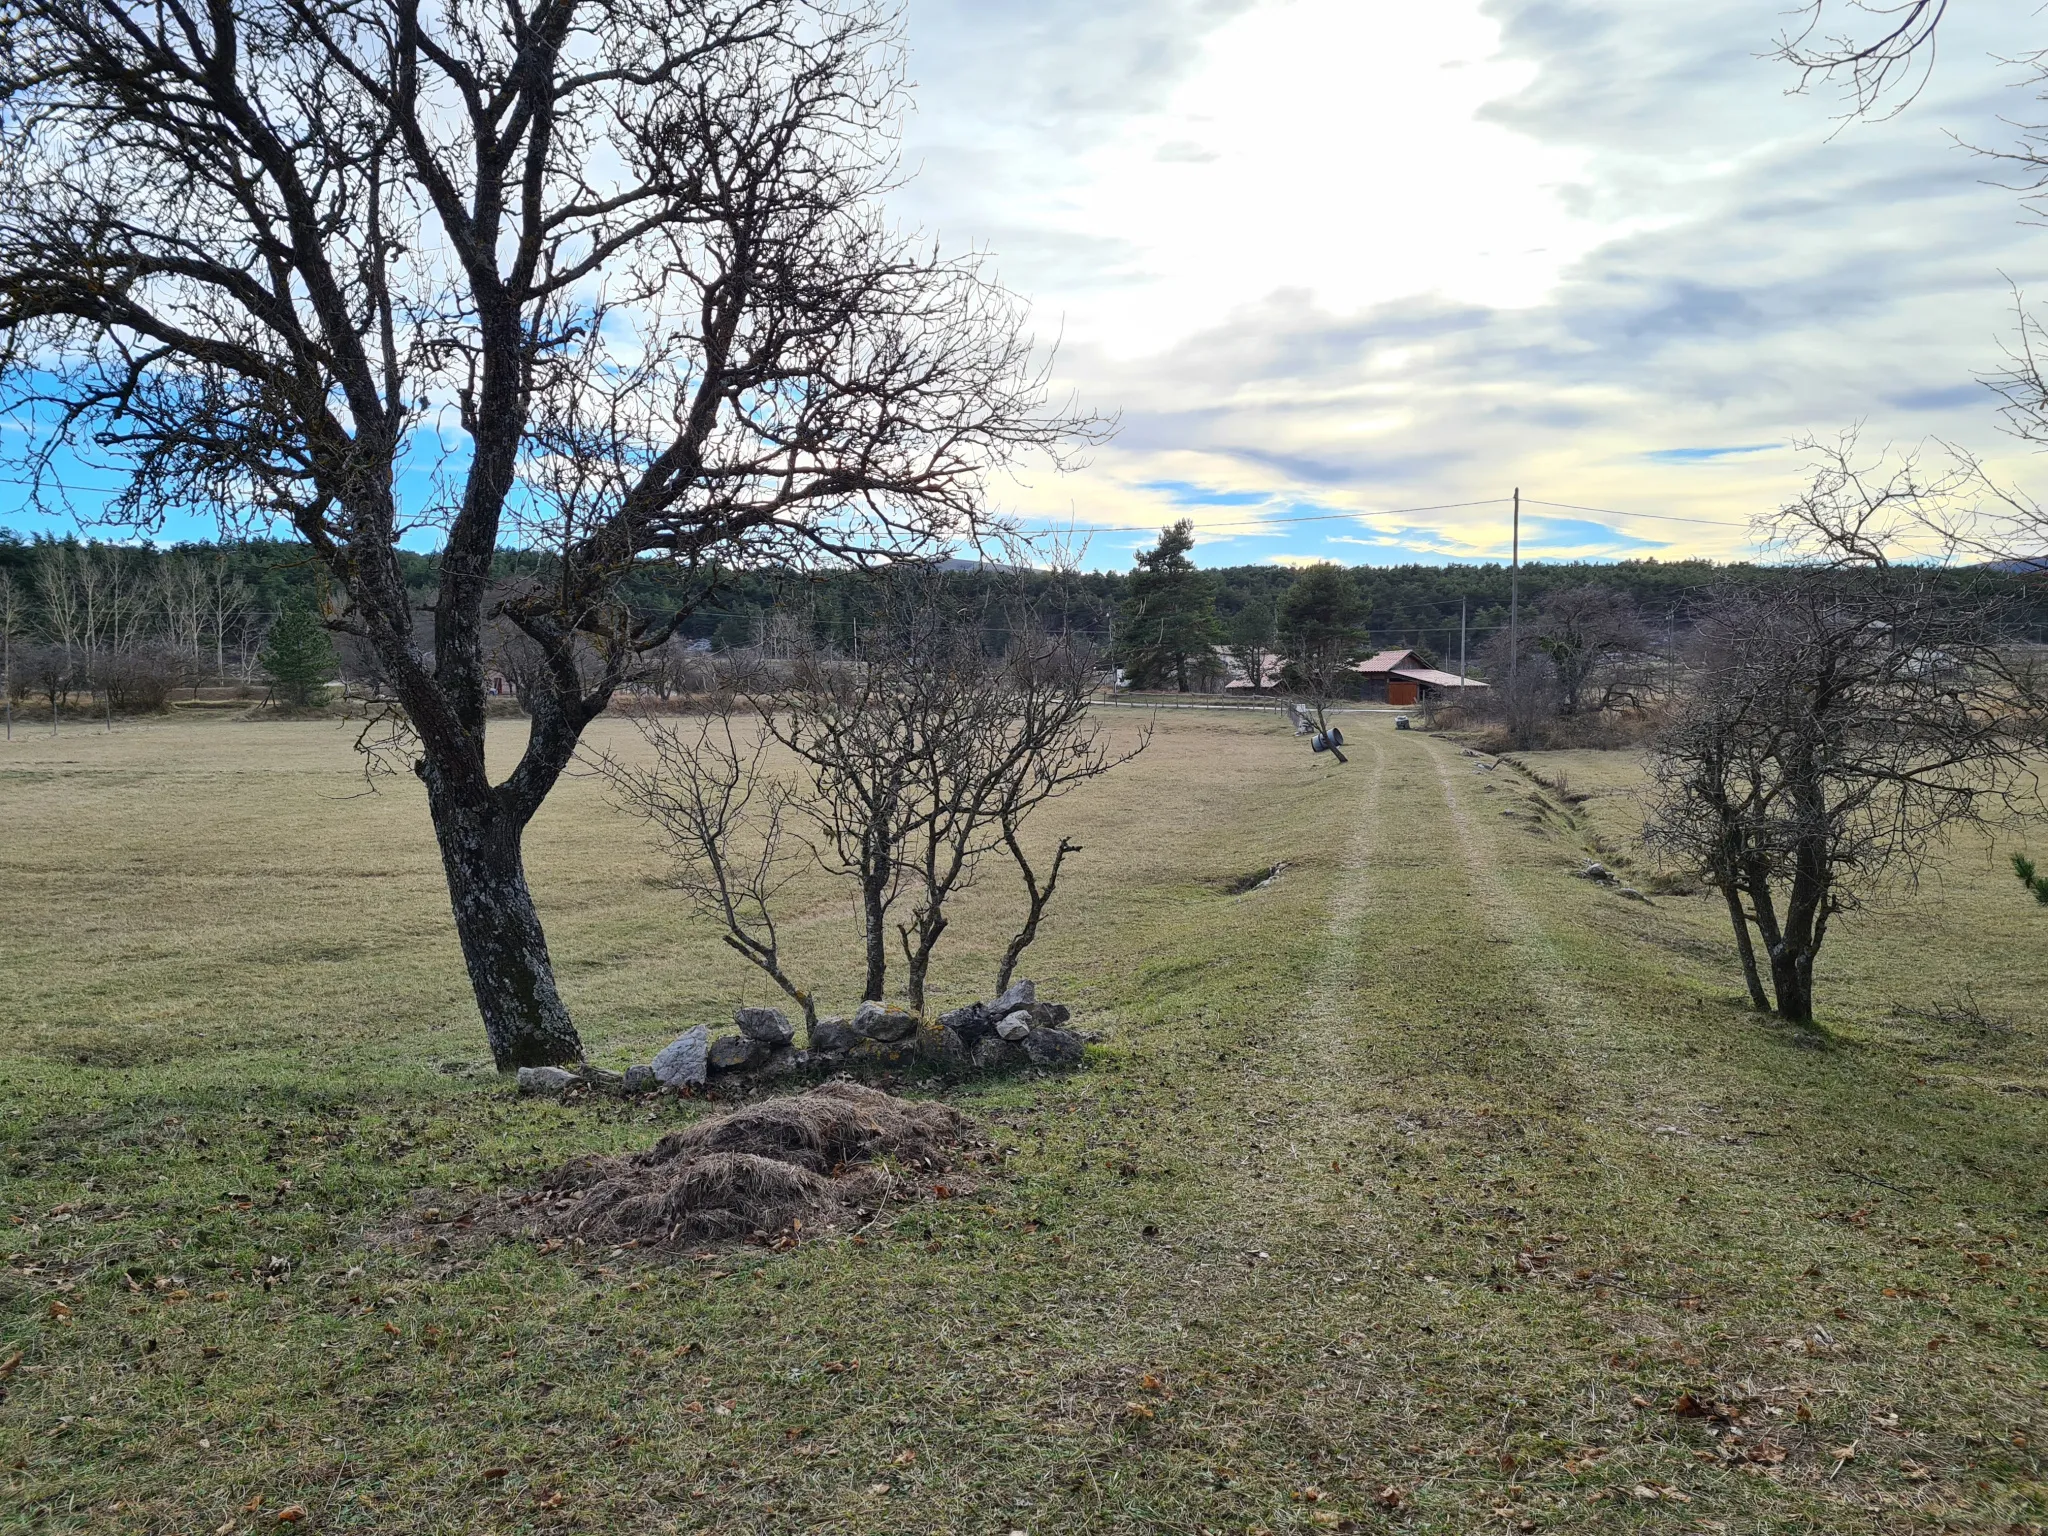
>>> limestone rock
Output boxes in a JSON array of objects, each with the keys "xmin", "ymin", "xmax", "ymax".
[
  {"xmin": 734, "ymin": 1006, "xmax": 795, "ymax": 1046},
  {"xmin": 994, "ymin": 1010, "xmax": 1033, "ymax": 1042},
  {"xmin": 651, "ymin": 1026, "xmax": 710, "ymax": 1088},
  {"xmin": 1616, "ymin": 886, "xmax": 1650, "ymax": 903},
  {"xmin": 991, "ymin": 979, "xmax": 1035, "ymax": 1016},
  {"xmin": 578, "ymin": 1066, "xmax": 627, "ymax": 1095},
  {"xmin": 622, "ymin": 1065, "xmax": 657, "ymax": 1095},
  {"xmin": 810, "ymin": 1017, "xmax": 859, "ymax": 1054},
  {"xmin": 761, "ymin": 1046, "xmax": 806, "ymax": 1077},
  {"xmin": 1022, "ymin": 1027, "xmax": 1085, "ymax": 1067},
  {"xmin": 708, "ymin": 1033, "xmax": 765, "ymax": 1072},
  {"xmin": 1029, "ymin": 1001, "xmax": 1071, "ymax": 1028},
  {"xmin": 849, "ymin": 1038, "xmax": 913, "ymax": 1067},
  {"xmin": 919, "ymin": 1022, "xmax": 970, "ymax": 1065},
  {"xmin": 517, "ymin": 1066, "xmax": 578, "ymax": 1096},
  {"xmin": 938, "ymin": 1002, "xmax": 994, "ymax": 1044},
  {"xmin": 852, "ymin": 1001, "xmax": 919, "ymax": 1043},
  {"xmin": 971, "ymin": 1036, "xmax": 1019, "ymax": 1070}
]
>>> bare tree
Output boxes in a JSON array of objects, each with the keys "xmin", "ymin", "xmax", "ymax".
[
  {"xmin": 766, "ymin": 643, "xmax": 919, "ymax": 1005},
  {"xmin": 1773, "ymin": 9, "xmax": 2048, "ymax": 573},
  {"xmin": 1646, "ymin": 576, "xmax": 2038, "ymax": 1026},
  {"xmin": 32, "ymin": 546, "xmax": 81, "ymax": 668},
  {"xmin": 602, "ymin": 704, "xmax": 818, "ymax": 1036},
  {"xmin": 1221, "ymin": 597, "xmax": 1276, "ymax": 696},
  {"xmin": 0, "ymin": 0, "xmax": 1094, "ymax": 1067},
  {"xmin": 988, "ymin": 634, "xmax": 1139, "ymax": 993},
  {"xmin": 620, "ymin": 580, "xmax": 1141, "ymax": 1017},
  {"xmin": 0, "ymin": 571, "xmax": 19, "ymax": 734},
  {"xmin": 1776, "ymin": 1, "xmax": 1949, "ymax": 120},
  {"xmin": 1528, "ymin": 584, "xmax": 1651, "ymax": 716},
  {"xmin": 883, "ymin": 611, "xmax": 1139, "ymax": 1010}
]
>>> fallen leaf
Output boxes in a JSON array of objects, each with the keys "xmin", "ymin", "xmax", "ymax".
[
  {"xmin": 481, "ymin": 1467, "xmax": 509, "ymax": 1481},
  {"xmin": 1375, "ymin": 1485, "xmax": 1405, "ymax": 1508},
  {"xmin": 1830, "ymin": 1444, "xmax": 1858, "ymax": 1463},
  {"xmin": 868, "ymin": 1483, "xmax": 891, "ymax": 1496},
  {"xmin": 1296, "ymin": 1485, "xmax": 1325, "ymax": 1502},
  {"xmin": 891, "ymin": 1450, "xmax": 916, "ymax": 1466},
  {"xmin": 275, "ymin": 1508, "xmax": 305, "ymax": 1524},
  {"xmin": 242, "ymin": 1496, "xmax": 264, "ymax": 1512},
  {"xmin": 1119, "ymin": 1400, "xmax": 1156, "ymax": 1422},
  {"xmin": 1138, "ymin": 1372, "xmax": 1166, "ymax": 1394},
  {"xmin": 1899, "ymin": 1461, "xmax": 1931, "ymax": 1482}
]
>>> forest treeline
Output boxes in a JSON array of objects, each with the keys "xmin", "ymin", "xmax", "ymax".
[{"xmin": 4, "ymin": 527, "xmax": 2045, "ymax": 697}]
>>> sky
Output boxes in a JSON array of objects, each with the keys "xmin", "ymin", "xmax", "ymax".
[{"xmin": 5, "ymin": 0, "xmax": 2045, "ymax": 570}]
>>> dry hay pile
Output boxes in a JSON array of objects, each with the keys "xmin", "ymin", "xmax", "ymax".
[{"xmin": 521, "ymin": 1081, "xmax": 973, "ymax": 1248}]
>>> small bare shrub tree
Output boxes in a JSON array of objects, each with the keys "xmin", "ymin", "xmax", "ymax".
[
  {"xmin": 605, "ymin": 704, "xmax": 818, "ymax": 1034},
  {"xmin": 1646, "ymin": 577, "xmax": 2038, "ymax": 1025},
  {"xmin": 607, "ymin": 581, "xmax": 1141, "ymax": 1020}
]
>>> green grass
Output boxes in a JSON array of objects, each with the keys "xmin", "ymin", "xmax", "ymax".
[{"xmin": 2, "ymin": 712, "xmax": 2045, "ymax": 1533}]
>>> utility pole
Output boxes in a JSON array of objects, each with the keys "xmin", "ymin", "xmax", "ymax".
[
  {"xmin": 1458, "ymin": 595, "xmax": 1467, "ymax": 699},
  {"xmin": 1509, "ymin": 488, "xmax": 1520, "ymax": 730}
]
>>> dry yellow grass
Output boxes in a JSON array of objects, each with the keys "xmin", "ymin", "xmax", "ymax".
[{"xmin": 2, "ymin": 711, "xmax": 2046, "ymax": 1534}]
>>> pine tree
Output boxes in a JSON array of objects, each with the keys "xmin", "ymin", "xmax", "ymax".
[
  {"xmin": 2015, "ymin": 854, "xmax": 2048, "ymax": 906},
  {"xmin": 1118, "ymin": 520, "xmax": 1220, "ymax": 691},
  {"xmin": 1278, "ymin": 562, "xmax": 1369, "ymax": 709},
  {"xmin": 259, "ymin": 606, "xmax": 337, "ymax": 710}
]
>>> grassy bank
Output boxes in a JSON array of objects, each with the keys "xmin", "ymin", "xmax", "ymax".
[{"xmin": 1, "ymin": 713, "xmax": 2044, "ymax": 1533}]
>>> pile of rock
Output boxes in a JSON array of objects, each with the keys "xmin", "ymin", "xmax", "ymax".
[
  {"xmin": 1574, "ymin": 861, "xmax": 1650, "ymax": 903},
  {"xmin": 934, "ymin": 979, "xmax": 1085, "ymax": 1069},
  {"xmin": 516, "ymin": 980, "xmax": 1085, "ymax": 1098}
]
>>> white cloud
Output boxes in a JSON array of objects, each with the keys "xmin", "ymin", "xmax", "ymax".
[{"xmin": 900, "ymin": 0, "xmax": 2048, "ymax": 566}]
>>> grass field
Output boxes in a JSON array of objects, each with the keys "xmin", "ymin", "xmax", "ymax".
[{"xmin": 2, "ymin": 710, "xmax": 2046, "ymax": 1534}]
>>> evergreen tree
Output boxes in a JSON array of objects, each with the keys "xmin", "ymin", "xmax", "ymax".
[
  {"xmin": 1222, "ymin": 596, "xmax": 1276, "ymax": 691},
  {"xmin": 1118, "ymin": 520, "xmax": 1220, "ymax": 691},
  {"xmin": 260, "ymin": 606, "xmax": 337, "ymax": 709},
  {"xmin": 1277, "ymin": 562, "xmax": 1369, "ymax": 703}
]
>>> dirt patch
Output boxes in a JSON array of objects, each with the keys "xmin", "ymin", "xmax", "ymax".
[{"xmin": 492, "ymin": 1081, "xmax": 976, "ymax": 1249}]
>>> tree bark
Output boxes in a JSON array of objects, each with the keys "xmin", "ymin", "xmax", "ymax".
[
  {"xmin": 421, "ymin": 760, "xmax": 583, "ymax": 1070},
  {"xmin": 861, "ymin": 860, "xmax": 890, "ymax": 1003},
  {"xmin": 1720, "ymin": 881, "xmax": 1771, "ymax": 1012},
  {"xmin": 426, "ymin": 792, "xmax": 581, "ymax": 1070},
  {"xmin": 1767, "ymin": 941, "xmax": 1816, "ymax": 1027}
]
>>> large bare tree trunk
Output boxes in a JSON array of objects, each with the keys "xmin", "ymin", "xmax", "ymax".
[{"xmin": 422, "ymin": 772, "xmax": 581, "ymax": 1069}]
